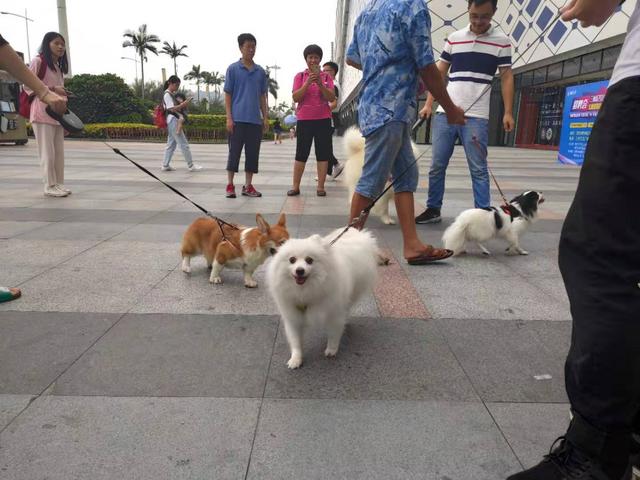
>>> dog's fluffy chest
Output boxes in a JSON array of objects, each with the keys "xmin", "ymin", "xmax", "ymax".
[{"xmin": 225, "ymin": 228, "xmax": 269, "ymax": 270}]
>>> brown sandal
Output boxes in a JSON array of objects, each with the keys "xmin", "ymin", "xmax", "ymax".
[
  {"xmin": 287, "ymin": 189, "xmax": 300, "ymax": 196},
  {"xmin": 316, "ymin": 190, "xmax": 326, "ymax": 197},
  {"xmin": 406, "ymin": 247, "xmax": 453, "ymax": 265}
]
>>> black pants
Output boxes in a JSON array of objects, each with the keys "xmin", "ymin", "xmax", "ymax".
[
  {"xmin": 560, "ymin": 76, "xmax": 640, "ymax": 461},
  {"xmin": 227, "ymin": 122, "xmax": 262, "ymax": 173}
]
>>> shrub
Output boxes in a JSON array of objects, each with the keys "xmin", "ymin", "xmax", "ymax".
[{"xmin": 65, "ymin": 73, "xmax": 152, "ymax": 124}]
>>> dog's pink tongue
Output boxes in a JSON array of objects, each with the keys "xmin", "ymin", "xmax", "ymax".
[{"xmin": 295, "ymin": 277, "xmax": 306, "ymax": 285}]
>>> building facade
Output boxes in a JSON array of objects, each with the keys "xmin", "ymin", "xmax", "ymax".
[{"xmin": 333, "ymin": 0, "xmax": 637, "ymax": 147}]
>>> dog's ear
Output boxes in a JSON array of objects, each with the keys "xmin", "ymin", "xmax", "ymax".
[
  {"xmin": 277, "ymin": 212, "xmax": 286, "ymax": 227},
  {"xmin": 256, "ymin": 214, "xmax": 270, "ymax": 234}
]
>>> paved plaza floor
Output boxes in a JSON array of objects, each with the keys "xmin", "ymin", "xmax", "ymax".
[{"xmin": 0, "ymin": 136, "xmax": 580, "ymax": 479}]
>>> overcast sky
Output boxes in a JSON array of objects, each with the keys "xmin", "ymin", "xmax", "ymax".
[{"xmin": 2, "ymin": 0, "xmax": 338, "ymax": 106}]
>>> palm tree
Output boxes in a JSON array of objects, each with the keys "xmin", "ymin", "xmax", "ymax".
[
  {"xmin": 160, "ymin": 41, "xmax": 188, "ymax": 76},
  {"xmin": 265, "ymin": 67, "xmax": 279, "ymax": 101},
  {"xmin": 184, "ymin": 64, "xmax": 203, "ymax": 103},
  {"xmin": 210, "ymin": 71, "xmax": 225, "ymax": 96},
  {"xmin": 122, "ymin": 24, "xmax": 160, "ymax": 99},
  {"xmin": 200, "ymin": 71, "xmax": 213, "ymax": 110}
]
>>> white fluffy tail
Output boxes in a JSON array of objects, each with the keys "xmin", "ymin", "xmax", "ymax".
[
  {"xmin": 442, "ymin": 220, "xmax": 468, "ymax": 256},
  {"xmin": 343, "ymin": 126, "xmax": 365, "ymax": 157}
]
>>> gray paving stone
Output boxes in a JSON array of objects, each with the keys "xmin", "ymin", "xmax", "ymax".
[
  {"xmin": 436, "ymin": 319, "xmax": 571, "ymax": 402},
  {"xmin": 53, "ymin": 314, "xmax": 277, "ymax": 397},
  {"xmin": 0, "ymin": 312, "xmax": 119, "ymax": 394},
  {"xmin": 63, "ymin": 241, "xmax": 181, "ymax": 271},
  {"xmin": 0, "ymin": 396, "xmax": 259, "ymax": 480},
  {"xmin": 248, "ymin": 399, "xmax": 520, "ymax": 479},
  {"xmin": 6, "ymin": 263, "xmax": 171, "ymax": 313},
  {"xmin": 0, "ymin": 207, "xmax": 72, "ymax": 222},
  {"xmin": 15, "ymin": 221, "xmax": 133, "ymax": 241},
  {"xmin": 0, "ymin": 395, "xmax": 33, "ymax": 430},
  {"xmin": 111, "ymin": 223, "xmax": 187, "ymax": 242},
  {"xmin": 0, "ymin": 239, "xmax": 100, "ymax": 268},
  {"xmin": 0, "ymin": 221, "xmax": 51, "ymax": 239},
  {"xmin": 0, "ymin": 264, "xmax": 50, "ymax": 287},
  {"xmin": 265, "ymin": 317, "xmax": 478, "ymax": 401},
  {"xmin": 487, "ymin": 402, "xmax": 571, "ymax": 468}
]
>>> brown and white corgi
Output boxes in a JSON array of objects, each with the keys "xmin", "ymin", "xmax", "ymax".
[{"xmin": 181, "ymin": 213, "xmax": 289, "ymax": 288}]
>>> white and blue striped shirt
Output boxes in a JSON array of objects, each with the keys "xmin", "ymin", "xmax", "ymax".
[{"xmin": 436, "ymin": 25, "xmax": 512, "ymax": 119}]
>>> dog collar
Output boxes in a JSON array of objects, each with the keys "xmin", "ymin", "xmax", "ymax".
[{"xmin": 295, "ymin": 304, "xmax": 307, "ymax": 312}]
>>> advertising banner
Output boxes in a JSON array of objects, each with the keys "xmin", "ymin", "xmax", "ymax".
[{"xmin": 558, "ymin": 80, "xmax": 609, "ymax": 165}]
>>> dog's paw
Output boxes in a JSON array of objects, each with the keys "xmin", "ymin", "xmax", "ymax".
[
  {"xmin": 244, "ymin": 280, "xmax": 258, "ymax": 288},
  {"xmin": 518, "ymin": 249, "xmax": 529, "ymax": 256},
  {"xmin": 287, "ymin": 355, "xmax": 303, "ymax": 369},
  {"xmin": 181, "ymin": 266, "xmax": 191, "ymax": 274},
  {"xmin": 381, "ymin": 215, "xmax": 396, "ymax": 225},
  {"xmin": 377, "ymin": 253, "xmax": 391, "ymax": 266},
  {"xmin": 505, "ymin": 248, "xmax": 519, "ymax": 256},
  {"xmin": 210, "ymin": 276, "xmax": 223, "ymax": 284},
  {"xmin": 324, "ymin": 347, "xmax": 338, "ymax": 358}
]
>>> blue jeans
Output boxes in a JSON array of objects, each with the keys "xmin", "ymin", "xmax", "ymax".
[
  {"xmin": 427, "ymin": 113, "xmax": 490, "ymax": 209},
  {"xmin": 356, "ymin": 121, "xmax": 418, "ymax": 199},
  {"xmin": 163, "ymin": 120, "xmax": 194, "ymax": 168}
]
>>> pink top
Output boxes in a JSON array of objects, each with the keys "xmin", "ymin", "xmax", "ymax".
[
  {"xmin": 25, "ymin": 56, "xmax": 65, "ymax": 126},
  {"xmin": 293, "ymin": 70, "xmax": 334, "ymax": 121}
]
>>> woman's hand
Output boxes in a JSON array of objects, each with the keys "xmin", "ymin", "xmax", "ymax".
[{"xmin": 52, "ymin": 86, "xmax": 68, "ymax": 96}]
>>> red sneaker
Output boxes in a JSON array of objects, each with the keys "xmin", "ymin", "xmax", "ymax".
[
  {"xmin": 225, "ymin": 184, "xmax": 236, "ymax": 198},
  {"xmin": 242, "ymin": 184, "xmax": 262, "ymax": 197}
]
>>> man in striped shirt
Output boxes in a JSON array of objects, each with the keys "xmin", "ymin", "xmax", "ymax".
[{"xmin": 415, "ymin": 0, "xmax": 514, "ymax": 224}]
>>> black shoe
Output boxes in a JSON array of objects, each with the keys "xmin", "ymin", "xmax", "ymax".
[
  {"xmin": 415, "ymin": 208, "xmax": 441, "ymax": 224},
  {"xmin": 507, "ymin": 437, "xmax": 625, "ymax": 480}
]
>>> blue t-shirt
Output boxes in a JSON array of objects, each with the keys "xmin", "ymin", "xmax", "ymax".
[
  {"xmin": 224, "ymin": 60, "xmax": 268, "ymax": 125},
  {"xmin": 346, "ymin": 0, "xmax": 435, "ymax": 136}
]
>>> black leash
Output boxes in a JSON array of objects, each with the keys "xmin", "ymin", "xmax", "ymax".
[{"xmin": 102, "ymin": 142, "xmax": 240, "ymax": 246}]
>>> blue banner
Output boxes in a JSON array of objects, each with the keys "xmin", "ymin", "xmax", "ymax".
[{"xmin": 558, "ymin": 80, "xmax": 609, "ymax": 165}]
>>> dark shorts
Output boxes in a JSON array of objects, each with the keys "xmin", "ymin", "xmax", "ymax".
[
  {"xmin": 295, "ymin": 118, "xmax": 333, "ymax": 162},
  {"xmin": 227, "ymin": 122, "xmax": 262, "ymax": 173}
]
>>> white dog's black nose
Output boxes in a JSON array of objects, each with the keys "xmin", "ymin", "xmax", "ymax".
[{"xmin": 295, "ymin": 267, "xmax": 305, "ymax": 277}]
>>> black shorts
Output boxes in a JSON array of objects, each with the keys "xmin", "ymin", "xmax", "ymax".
[
  {"xmin": 227, "ymin": 122, "xmax": 262, "ymax": 173},
  {"xmin": 295, "ymin": 118, "xmax": 333, "ymax": 162}
]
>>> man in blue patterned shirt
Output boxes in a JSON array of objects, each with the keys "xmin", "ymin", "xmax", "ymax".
[{"xmin": 346, "ymin": 0, "xmax": 465, "ymax": 264}]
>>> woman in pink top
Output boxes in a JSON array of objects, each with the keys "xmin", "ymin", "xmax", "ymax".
[
  {"xmin": 287, "ymin": 44, "xmax": 335, "ymax": 197},
  {"xmin": 26, "ymin": 32, "xmax": 70, "ymax": 197}
]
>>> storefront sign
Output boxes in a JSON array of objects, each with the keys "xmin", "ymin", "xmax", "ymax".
[{"xmin": 558, "ymin": 80, "xmax": 609, "ymax": 165}]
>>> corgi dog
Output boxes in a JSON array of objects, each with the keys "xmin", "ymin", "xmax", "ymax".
[{"xmin": 181, "ymin": 213, "xmax": 289, "ymax": 288}]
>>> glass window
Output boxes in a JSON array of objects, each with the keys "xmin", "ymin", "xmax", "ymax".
[
  {"xmin": 533, "ymin": 67, "xmax": 547, "ymax": 84},
  {"xmin": 581, "ymin": 51, "xmax": 602, "ymax": 74},
  {"xmin": 602, "ymin": 46, "xmax": 622, "ymax": 70},
  {"xmin": 547, "ymin": 62, "xmax": 563, "ymax": 82},
  {"xmin": 521, "ymin": 70, "xmax": 534, "ymax": 87},
  {"xmin": 563, "ymin": 57, "xmax": 581, "ymax": 78}
]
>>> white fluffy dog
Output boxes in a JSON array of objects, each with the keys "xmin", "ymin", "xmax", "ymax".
[
  {"xmin": 342, "ymin": 127, "xmax": 421, "ymax": 226},
  {"xmin": 266, "ymin": 228, "xmax": 379, "ymax": 369},
  {"xmin": 442, "ymin": 191, "xmax": 545, "ymax": 256}
]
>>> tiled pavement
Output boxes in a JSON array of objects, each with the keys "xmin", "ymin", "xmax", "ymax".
[{"xmin": 0, "ymin": 137, "xmax": 579, "ymax": 479}]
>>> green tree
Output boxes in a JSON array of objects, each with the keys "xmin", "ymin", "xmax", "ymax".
[
  {"xmin": 200, "ymin": 71, "xmax": 213, "ymax": 110},
  {"xmin": 265, "ymin": 67, "xmax": 279, "ymax": 101},
  {"xmin": 65, "ymin": 73, "xmax": 151, "ymax": 124},
  {"xmin": 184, "ymin": 64, "xmax": 203, "ymax": 103},
  {"xmin": 161, "ymin": 41, "xmax": 188, "ymax": 76},
  {"xmin": 122, "ymin": 24, "xmax": 161, "ymax": 100},
  {"xmin": 210, "ymin": 71, "xmax": 224, "ymax": 96}
]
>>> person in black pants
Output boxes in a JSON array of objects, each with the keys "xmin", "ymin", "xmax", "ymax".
[{"xmin": 508, "ymin": 0, "xmax": 640, "ymax": 479}]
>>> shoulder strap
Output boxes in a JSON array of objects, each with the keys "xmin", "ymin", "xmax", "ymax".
[{"xmin": 36, "ymin": 55, "xmax": 47, "ymax": 80}]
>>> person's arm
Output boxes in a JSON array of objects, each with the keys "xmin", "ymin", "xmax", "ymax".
[
  {"xmin": 316, "ymin": 74, "xmax": 336, "ymax": 102},
  {"xmin": 260, "ymin": 93, "xmax": 269, "ymax": 133},
  {"xmin": 419, "ymin": 60, "xmax": 450, "ymax": 119},
  {"xmin": 419, "ymin": 63, "xmax": 465, "ymax": 125},
  {"xmin": 560, "ymin": 0, "xmax": 621, "ymax": 27},
  {"xmin": 0, "ymin": 42, "xmax": 67, "ymax": 114},
  {"xmin": 292, "ymin": 73, "xmax": 314, "ymax": 103},
  {"xmin": 499, "ymin": 67, "xmax": 515, "ymax": 132},
  {"xmin": 225, "ymin": 92, "xmax": 234, "ymax": 134}
]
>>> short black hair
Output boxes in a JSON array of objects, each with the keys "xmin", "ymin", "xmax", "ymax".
[
  {"xmin": 237, "ymin": 33, "xmax": 257, "ymax": 48},
  {"xmin": 303, "ymin": 44, "xmax": 323, "ymax": 61},
  {"xmin": 174, "ymin": 92, "xmax": 186, "ymax": 101},
  {"xmin": 323, "ymin": 61, "xmax": 339, "ymax": 75},
  {"xmin": 468, "ymin": 0, "xmax": 498, "ymax": 9}
]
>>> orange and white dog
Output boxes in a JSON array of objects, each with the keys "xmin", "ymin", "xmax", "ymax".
[{"xmin": 181, "ymin": 213, "xmax": 289, "ymax": 288}]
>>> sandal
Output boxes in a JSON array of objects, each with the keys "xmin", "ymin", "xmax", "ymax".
[
  {"xmin": 287, "ymin": 189, "xmax": 301, "ymax": 196},
  {"xmin": 316, "ymin": 190, "xmax": 326, "ymax": 197},
  {"xmin": 406, "ymin": 247, "xmax": 454, "ymax": 265},
  {"xmin": 0, "ymin": 286, "xmax": 21, "ymax": 303}
]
